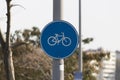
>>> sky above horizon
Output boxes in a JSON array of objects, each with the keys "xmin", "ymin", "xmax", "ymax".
[
  {"xmin": 0, "ymin": 0, "xmax": 120, "ymax": 51},
  {"xmin": 82, "ymin": 0, "xmax": 120, "ymax": 51}
]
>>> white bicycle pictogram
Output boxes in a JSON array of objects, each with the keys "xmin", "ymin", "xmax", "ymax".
[{"xmin": 47, "ymin": 32, "xmax": 71, "ymax": 46}]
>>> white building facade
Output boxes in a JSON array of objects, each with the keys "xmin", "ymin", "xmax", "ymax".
[{"xmin": 115, "ymin": 51, "xmax": 120, "ymax": 80}]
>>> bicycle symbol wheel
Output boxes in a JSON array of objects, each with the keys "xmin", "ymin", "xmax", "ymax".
[
  {"xmin": 62, "ymin": 37, "xmax": 71, "ymax": 46},
  {"xmin": 47, "ymin": 36, "xmax": 57, "ymax": 46}
]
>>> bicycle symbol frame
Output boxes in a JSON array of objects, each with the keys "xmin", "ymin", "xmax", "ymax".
[{"xmin": 47, "ymin": 32, "xmax": 71, "ymax": 46}]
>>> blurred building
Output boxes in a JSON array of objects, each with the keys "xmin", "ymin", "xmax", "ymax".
[{"xmin": 97, "ymin": 52, "xmax": 116, "ymax": 80}]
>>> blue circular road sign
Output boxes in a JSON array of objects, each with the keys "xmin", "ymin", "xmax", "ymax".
[{"xmin": 40, "ymin": 20, "xmax": 78, "ymax": 59}]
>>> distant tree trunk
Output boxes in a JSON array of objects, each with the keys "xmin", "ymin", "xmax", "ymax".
[
  {"xmin": 3, "ymin": 49, "xmax": 15, "ymax": 80},
  {"xmin": 0, "ymin": 0, "xmax": 15, "ymax": 80}
]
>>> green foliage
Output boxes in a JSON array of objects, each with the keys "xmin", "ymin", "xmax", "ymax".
[
  {"xmin": 81, "ymin": 37, "xmax": 110, "ymax": 80},
  {"xmin": 22, "ymin": 29, "xmax": 31, "ymax": 41},
  {"xmin": 83, "ymin": 50, "xmax": 110, "ymax": 80},
  {"xmin": 13, "ymin": 49, "xmax": 52, "ymax": 80},
  {"xmin": 82, "ymin": 38, "xmax": 93, "ymax": 44},
  {"xmin": 0, "ymin": 27, "xmax": 111, "ymax": 80},
  {"xmin": 64, "ymin": 48, "xmax": 110, "ymax": 80},
  {"xmin": 22, "ymin": 27, "xmax": 40, "ymax": 43},
  {"xmin": 64, "ymin": 51, "xmax": 78, "ymax": 80},
  {"xmin": 10, "ymin": 26, "xmax": 41, "ymax": 47},
  {"xmin": 0, "ymin": 47, "xmax": 52, "ymax": 80},
  {"xmin": 10, "ymin": 26, "xmax": 41, "ymax": 56}
]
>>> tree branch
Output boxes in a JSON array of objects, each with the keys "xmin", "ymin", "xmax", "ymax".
[{"xmin": 10, "ymin": 4, "xmax": 26, "ymax": 10}]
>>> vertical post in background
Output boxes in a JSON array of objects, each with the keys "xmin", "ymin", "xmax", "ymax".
[
  {"xmin": 52, "ymin": 0, "xmax": 64, "ymax": 80},
  {"xmin": 74, "ymin": 0, "xmax": 82, "ymax": 80},
  {"xmin": 79, "ymin": 0, "xmax": 82, "ymax": 72}
]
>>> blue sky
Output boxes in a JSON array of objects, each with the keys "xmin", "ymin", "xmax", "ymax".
[{"xmin": 0, "ymin": 0, "xmax": 120, "ymax": 51}]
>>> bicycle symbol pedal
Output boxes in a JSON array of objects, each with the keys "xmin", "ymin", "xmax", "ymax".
[{"xmin": 47, "ymin": 32, "xmax": 71, "ymax": 47}]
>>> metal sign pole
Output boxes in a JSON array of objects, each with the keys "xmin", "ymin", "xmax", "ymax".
[
  {"xmin": 79, "ymin": 0, "xmax": 82, "ymax": 72},
  {"xmin": 74, "ymin": 0, "xmax": 82, "ymax": 80},
  {"xmin": 52, "ymin": 0, "xmax": 64, "ymax": 80}
]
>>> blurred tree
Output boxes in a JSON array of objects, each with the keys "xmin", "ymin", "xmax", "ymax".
[
  {"xmin": 0, "ymin": 0, "xmax": 15, "ymax": 80},
  {"xmin": 0, "ymin": 1, "xmax": 40, "ymax": 80},
  {"xmin": 82, "ymin": 38, "xmax": 110, "ymax": 80},
  {"xmin": 82, "ymin": 37, "xmax": 93, "ymax": 44},
  {"xmin": 22, "ymin": 27, "xmax": 40, "ymax": 47},
  {"xmin": 64, "ymin": 37, "xmax": 110, "ymax": 80},
  {"xmin": 31, "ymin": 27, "xmax": 40, "ymax": 47},
  {"xmin": 0, "ymin": 1, "xmax": 26, "ymax": 80},
  {"xmin": 0, "ymin": 10, "xmax": 110, "ymax": 80},
  {"xmin": 22, "ymin": 29, "xmax": 31, "ymax": 42},
  {"xmin": 10, "ymin": 27, "xmax": 40, "ymax": 55},
  {"xmin": 82, "ymin": 50, "xmax": 110, "ymax": 80}
]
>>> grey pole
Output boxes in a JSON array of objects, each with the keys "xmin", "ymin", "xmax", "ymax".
[
  {"xmin": 79, "ymin": 0, "xmax": 82, "ymax": 72},
  {"xmin": 52, "ymin": 0, "xmax": 64, "ymax": 80}
]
